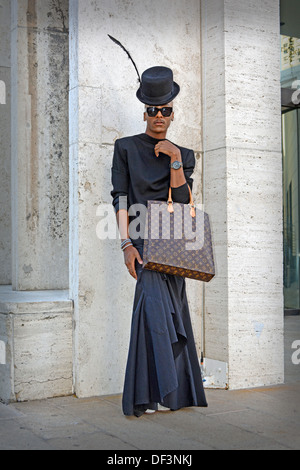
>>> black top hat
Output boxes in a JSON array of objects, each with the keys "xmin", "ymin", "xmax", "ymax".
[{"xmin": 136, "ymin": 66, "xmax": 180, "ymax": 105}]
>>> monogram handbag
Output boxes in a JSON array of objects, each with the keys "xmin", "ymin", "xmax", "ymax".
[{"xmin": 142, "ymin": 186, "xmax": 215, "ymax": 282}]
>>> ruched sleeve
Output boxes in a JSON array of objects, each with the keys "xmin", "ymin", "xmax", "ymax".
[
  {"xmin": 111, "ymin": 139, "xmax": 129, "ymax": 213},
  {"xmin": 171, "ymin": 149, "xmax": 196, "ymax": 204}
]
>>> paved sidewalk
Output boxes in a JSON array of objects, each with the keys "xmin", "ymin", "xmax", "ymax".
[{"xmin": 0, "ymin": 316, "xmax": 299, "ymax": 451}]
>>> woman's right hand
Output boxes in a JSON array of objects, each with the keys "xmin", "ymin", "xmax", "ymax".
[{"xmin": 124, "ymin": 246, "xmax": 143, "ymax": 280}]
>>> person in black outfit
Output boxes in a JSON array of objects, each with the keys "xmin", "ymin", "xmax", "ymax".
[{"xmin": 111, "ymin": 66, "xmax": 207, "ymax": 417}]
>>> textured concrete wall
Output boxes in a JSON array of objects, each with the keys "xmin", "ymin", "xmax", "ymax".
[
  {"xmin": 11, "ymin": 0, "xmax": 69, "ymax": 291},
  {"xmin": 0, "ymin": 0, "xmax": 12, "ymax": 285},
  {"xmin": 202, "ymin": 0, "xmax": 284, "ymax": 388},
  {"xmin": 70, "ymin": 0, "xmax": 203, "ymax": 398}
]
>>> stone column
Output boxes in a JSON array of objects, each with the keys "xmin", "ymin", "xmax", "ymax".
[
  {"xmin": 201, "ymin": 0, "xmax": 284, "ymax": 388},
  {"xmin": 0, "ymin": 1, "xmax": 73, "ymax": 404},
  {"xmin": 0, "ymin": 0, "xmax": 12, "ymax": 285},
  {"xmin": 11, "ymin": 0, "xmax": 69, "ymax": 291},
  {"xmin": 69, "ymin": 0, "xmax": 203, "ymax": 398}
]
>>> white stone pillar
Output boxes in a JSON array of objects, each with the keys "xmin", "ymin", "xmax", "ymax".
[
  {"xmin": 201, "ymin": 0, "xmax": 284, "ymax": 388},
  {"xmin": 69, "ymin": 0, "xmax": 203, "ymax": 398},
  {"xmin": 0, "ymin": 0, "xmax": 12, "ymax": 285},
  {"xmin": 0, "ymin": 1, "xmax": 73, "ymax": 404},
  {"xmin": 11, "ymin": 0, "xmax": 69, "ymax": 291}
]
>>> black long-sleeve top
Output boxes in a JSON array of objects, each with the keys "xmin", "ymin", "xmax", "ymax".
[{"xmin": 111, "ymin": 133, "xmax": 196, "ymax": 246}]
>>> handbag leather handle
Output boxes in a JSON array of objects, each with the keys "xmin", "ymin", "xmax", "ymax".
[{"xmin": 167, "ymin": 185, "xmax": 196, "ymax": 218}]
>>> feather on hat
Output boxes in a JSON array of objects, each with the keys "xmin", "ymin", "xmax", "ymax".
[{"xmin": 108, "ymin": 35, "xmax": 180, "ymax": 106}]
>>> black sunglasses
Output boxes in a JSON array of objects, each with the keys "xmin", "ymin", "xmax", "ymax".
[{"xmin": 146, "ymin": 106, "xmax": 173, "ymax": 118}]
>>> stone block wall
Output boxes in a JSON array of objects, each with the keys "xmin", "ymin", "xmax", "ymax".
[
  {"xmin": 0, "ymin": 286, "xmax": 73, "ymax": 403},
  {"xmin": 69, "ymin": 0, "xmax": 204, "ymax": 398},
  {"xmin": 201, "ymin": 0, "xmax": 284, "ymax": 388},
  {"xmin": 0, "ymin": 0, "xmax": 285, "ymax": 401},
  {"xmin": 0, "ymin": 0, "xmax": 12, "ymax": 285},
  {"xmin": 11, "ymin": 0, "xmax": 69, "ymax": 291}
]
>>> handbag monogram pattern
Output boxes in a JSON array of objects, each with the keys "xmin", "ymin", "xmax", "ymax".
[{"xmin": 143, "ymin": 187, "xmax": 215, "ymax": 282}]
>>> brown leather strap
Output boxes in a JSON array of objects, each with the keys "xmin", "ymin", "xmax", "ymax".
[
  {"xmin": 167, "ymin": 185, "xmax": 196, "ymax": 218},
  {"xmin": 167, "ymin": 187, "xmax": 174, "ymax": 213}
]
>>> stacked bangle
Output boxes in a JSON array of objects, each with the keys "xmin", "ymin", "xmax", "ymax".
[{"xmin": 121, "ymin": 239, "xmax": 133, "ymax": 251}]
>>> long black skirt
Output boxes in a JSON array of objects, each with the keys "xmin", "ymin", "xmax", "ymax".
[{"xmin": 122, "ymin": 246, "xmax": 208, "ymax": 417}]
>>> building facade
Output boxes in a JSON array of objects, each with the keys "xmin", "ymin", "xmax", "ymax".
[{"xmin": 0, "ymin": 0, "xmax": 289, "ymax": 402}]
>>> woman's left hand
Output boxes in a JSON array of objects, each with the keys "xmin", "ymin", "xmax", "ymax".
[{"xmin": 154, "ymin": 140, "xmax": 181, "ymax": 162}]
